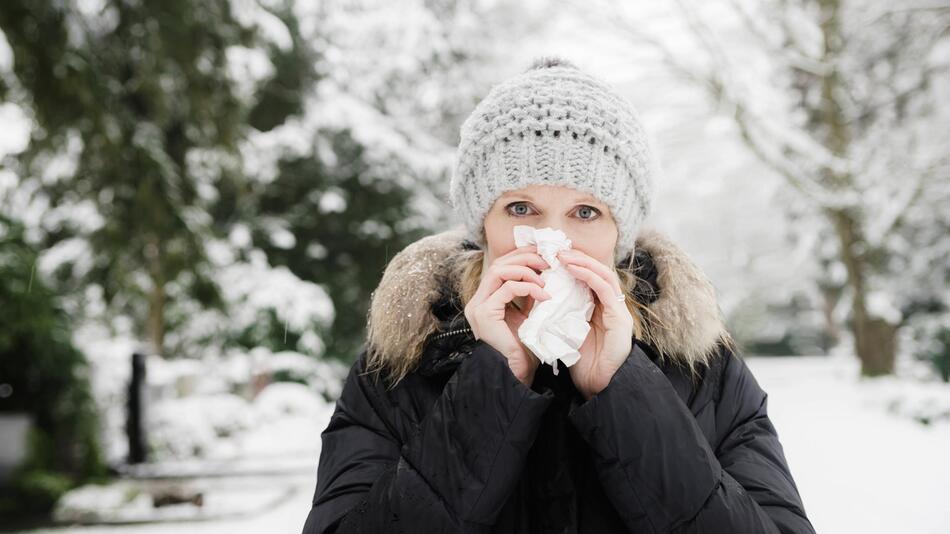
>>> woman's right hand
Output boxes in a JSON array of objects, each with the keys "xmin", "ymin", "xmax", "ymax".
[{"xmin": 464, "ymin": 244, "xmax": 552, "ymax": 386}]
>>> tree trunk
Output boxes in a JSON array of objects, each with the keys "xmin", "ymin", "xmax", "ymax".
[
  {"xmin": 145, "ymin": 235, "xmax": 165, "ymax": 356},
  {"xmin": 828, "ymin": 209, "xmax": 896, "ymax": 375},
  {"xmin": 818, "ymin": 284, "xmax": 842, "ymax": 352},
  {"xmin": 855, "ymin": 316, "xmax": 898, "ymax": 376},
  {"xmin": 817, "ymin": 0, "xmax": 896, "ymax": 375}
]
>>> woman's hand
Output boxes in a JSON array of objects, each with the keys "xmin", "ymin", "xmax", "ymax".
[
  {"xmin": 464, "ymin": 245, "xmax": 552, "ymax": 386},
  {"xmin": 557, "ymin": 248, "xmax": 634, "ymax": 401}
]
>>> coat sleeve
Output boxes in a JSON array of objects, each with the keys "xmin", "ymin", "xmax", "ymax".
[
  {"xmin": 302, "ymin": 340, "xmax": 555, "ymax": 534},
  {"xmin": 566, "ymin": 342, "xmax": 815, "ymax": 534}
]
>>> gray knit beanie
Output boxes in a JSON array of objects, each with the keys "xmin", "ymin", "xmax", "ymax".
[{"xmin": 449, "ymin": 55, "xmax": 659, "ymax": 264}]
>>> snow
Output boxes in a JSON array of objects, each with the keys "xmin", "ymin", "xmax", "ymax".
[
  {"xmin": 0, "ymin": 103, "xmax": 30, "ymax": 156},
  {"xmin": 17, "ymin": 353, "xmax": 948, "ymax": 533},
  {"xmin": 52, "ymin": 475, "xmax": 305, "ymax": 525},
  {"xmin": 229, "ymin": 0, "xmax": 293, "ymax": 51},
  {"xmin": 2, "ymin": 0, "xmax": 948, "ymax": 532},
  {"xmin": 213, "ymin": 250, "xmax": 335, "ymax": 339},
  {"xmin": 317, "ymin": 189, "xmax": 346, "ymax": 214},
  {"xmin": 45, "ymin": 473, "xmax": 315, "ymax": 531},
  {"xmin": 44, "ymin": 365, "xmax": 335, "ymax": 525},
  {"xmin": 37, "ymin": 237, "xmax": 95, "ymax": 281},
  {"xmin": 0, "ymin": 29, "xmax": 12, "ymax": 74},
  {"xmin": 145, "ymin": 379, "xmax": 339, "ymax": 462},
  {"xmin": 866, "ymin": 290, "xmax": 904, "ymax": 325},
  {"xmin": 227, "ymin": 224, "xmax": 252, "ymax": 249},
  {"xmin": 67, "ymin": 316, "xmax": 345, "ymax": 467},
  {"xmin": 225, "ymin": 45, "xmax": 275, "ymax": 105},
  {"xmin": 55, "ymin": 481, "xmax": 154, "ymax": 523},
  {"xmin": 149, "ymin": 394, "xmax": 251, "ymax": 459},
  {"xmin": 165, "ymin": 239, "xmax": 336, "ymax": 358},
  {"xmin": 747, "ymin": 354, "xmax": 950, "ymax": 534}
]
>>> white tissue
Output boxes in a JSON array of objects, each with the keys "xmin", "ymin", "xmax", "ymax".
[{"xmin": 513, "ymin": 225, "xmax": 594, "ymax": 376}]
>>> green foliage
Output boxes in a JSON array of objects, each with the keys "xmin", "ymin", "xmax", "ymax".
[
  {"xmin": 247, "ymin": 9, "xmax": 317, "ymax": 132},
  {"xmin": 0, "ymin": 0, "xmax": 307, "ymax": 354},
  {"xmin": 0, "ymin": 216, "xmax": 105, "ymax": 520},
  {"xmin": 246, "ymin": 128, "xmax": 427, "ymax": 360},
  {"xmin": 0, "ymin": 468, "xmax": 74, "ymax": 519},
  {"xmin": 1, "ymin": 0, "xmax": 445, "ymax": 366},
  {"xmin": 917, "ymin": 324, "xmax": 950, "ymax": 382},
  {"xmin": 231, "ymin": 307, "xmax": 304, "ymax": 355},
  {"xmin": 902, "ymin": 297, "xmax": 950, "ymax": 381}
]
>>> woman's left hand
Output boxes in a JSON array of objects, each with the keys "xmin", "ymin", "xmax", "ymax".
[{"xmin": 557, "ymin": 248, "xmax": 634, "ymax": 401}]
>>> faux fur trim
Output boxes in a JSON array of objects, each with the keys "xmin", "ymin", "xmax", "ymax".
[
  {"xmin": 365, "ymin": 225, "xmax": 733, "ymax": 381},
  {"xmin": 631, "ymin": 227, "xmax": 735, "ymax": 369}
]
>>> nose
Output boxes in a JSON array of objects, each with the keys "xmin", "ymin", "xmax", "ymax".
[{"xmin": 525, "ymin": 224, "xmax": 586, "ymax": 257}]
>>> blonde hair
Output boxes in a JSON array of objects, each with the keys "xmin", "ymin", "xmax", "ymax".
[
  {"xmin": 364, "ymin": 240, "xmax": 729, "ymax": 389},
  {"xmin": 456, "ymin": 246, "xmax": 727, "ymax": 386}
]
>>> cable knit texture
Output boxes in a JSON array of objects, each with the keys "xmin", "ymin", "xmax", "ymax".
[{"xmin": 449, "ymin": 55, "xmax": 659, "ymax": 263}]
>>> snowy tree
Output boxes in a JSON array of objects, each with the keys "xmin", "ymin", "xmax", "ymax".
[
  {"xmin": 231, "ymin": 0, "xmax": 534, "ymax": 360},
  {"xmin": 0, "ymin": 0, "xmax": 320, "ymax": 356},
  {"xmin": 569, "ymin": 0, "xmax": 950, "ymax": 376},
  {"xmin": 0, "ymin": 0, "xmax": 534, "ymax": 365}
]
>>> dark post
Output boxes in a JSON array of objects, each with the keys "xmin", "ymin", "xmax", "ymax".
[{"xmin": 127, "ymin": 351, "xmax": 147, "ymax": 464}]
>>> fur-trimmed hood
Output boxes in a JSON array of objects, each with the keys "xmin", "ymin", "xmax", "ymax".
[{"xmin": 365, "ymin": 225, "xmax": 735, "ymax": 382}]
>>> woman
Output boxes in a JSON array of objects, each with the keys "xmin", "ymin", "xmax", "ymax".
[{"xmin": 302, "ymin": 57, "xmax": 815, "ymax": 533}]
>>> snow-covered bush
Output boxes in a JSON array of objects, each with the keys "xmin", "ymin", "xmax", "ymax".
[{"xmin": 904, "ymin": 313, "xmax": 950, "ymax": 383}]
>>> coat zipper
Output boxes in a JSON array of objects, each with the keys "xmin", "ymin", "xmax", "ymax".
[{"xmin": 431, "ymin": 327, "xmax": 473, "ymax": 341}]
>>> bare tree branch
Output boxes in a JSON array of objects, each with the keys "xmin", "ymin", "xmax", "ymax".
[{"xmin": 726, "ymin": 0, "xmax": 833, "ymax": 76}]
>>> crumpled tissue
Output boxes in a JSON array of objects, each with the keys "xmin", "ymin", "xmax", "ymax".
[{"xmin": 513, "ymin": 225, "xmax": 594, "ymax": 375}]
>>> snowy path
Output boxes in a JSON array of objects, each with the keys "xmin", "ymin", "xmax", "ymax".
[{"xmin": 21, "ymin": 355, "xmax": 950, "ymax": 533}]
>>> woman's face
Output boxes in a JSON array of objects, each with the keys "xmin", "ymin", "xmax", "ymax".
[{"xmin": 482, "ymin": 184, "xmax": 618, "ymax": 271}]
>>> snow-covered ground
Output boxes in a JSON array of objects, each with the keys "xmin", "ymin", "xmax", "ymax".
[
  {"xmin": 18, "ymin": 353, "xmax": 950, "ymax": 534},
  {"xmin": 746, "ymin": 354, "xmax": 950, "ymax": 534},
  {"xmin": 26, "ymin": 472, "xmax": 318, "ymax": 534}
]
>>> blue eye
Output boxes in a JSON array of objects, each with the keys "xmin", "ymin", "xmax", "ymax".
[
  {"xmin": 506, "ymin": 202, "xmax": 536, "ymax": 216},
  {"xmin": 576, "ymin": 205, "xmax": 601, "ymax": 221},
  {"xmin": 505, "ymin": 202, "xmax": 601, "ymax": 221}
]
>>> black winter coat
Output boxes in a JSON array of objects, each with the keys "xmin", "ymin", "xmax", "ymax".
[{"xmin": 302, "ymin": 228, "xmax": 815, "ymax": 534}]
